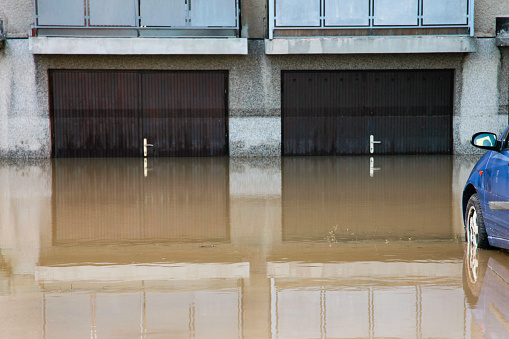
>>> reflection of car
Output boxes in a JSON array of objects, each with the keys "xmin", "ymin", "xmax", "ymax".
[
  {"xmin": 463, "ymin": 245, "xmax": 509, "ymax": 337},
  {"xmin": 463, "ymin": 126, "xmax": 509, "ymax": 250}
]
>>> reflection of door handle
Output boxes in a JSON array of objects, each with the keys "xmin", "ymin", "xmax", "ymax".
[
  {"xmin": 370, "ymin": 157, "xmax": 380, "ymax": 177},
  {"xmin": 143, "ymin": 138, "xmax": 153, "ymax": 157},
  {"xmin": 370, "ymin": 135, "xmax": 381, "ymax": 154}
]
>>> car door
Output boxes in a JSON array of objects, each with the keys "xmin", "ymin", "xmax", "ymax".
[{"xmin": 484, "ymin": 132, "xmax": 509, "ymax": 239}]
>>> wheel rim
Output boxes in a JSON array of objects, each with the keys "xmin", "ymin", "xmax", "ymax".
[{"xmin": 467, "ymin": 206, "xmax": 479, "ymax": 248}]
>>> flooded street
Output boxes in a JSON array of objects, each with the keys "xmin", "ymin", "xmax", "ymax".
[{"xmin": 1, "ymin": 156, "xmax": 509, "ymax": 338}]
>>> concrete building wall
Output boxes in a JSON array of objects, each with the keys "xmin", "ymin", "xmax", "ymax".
[
  {"xmin": 0, "ymin": 0, "xmax": 507, "ymax": 157},
  {"xmin": 475, "ymin": 0, "xmax": 509, "ymax": 37},
  {"xmin": 0, "ymin": 40, "xmax": 49, "ymax": 158},
  {"xmin": 0, "ymin": 0, "xmax": 32, "ymax": 38},
  {"xmin": 456, "ymin": 38, "xmax": 508, "ymax": 154},
  {"xmin": 33, "ymin": 40, "xmax": 472, "ymax": 157},
  {"xmin": 1, "ymin": 39, "xmax": 505, "ymax": 157}
]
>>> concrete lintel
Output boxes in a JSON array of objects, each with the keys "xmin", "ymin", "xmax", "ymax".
[
  {"xmin": 265, "ymin": 36, "xmax": 477, "ymax": 55},
  {"xmin": 29, "ymin": 37, "xmax": 248, "ymax": 55}
]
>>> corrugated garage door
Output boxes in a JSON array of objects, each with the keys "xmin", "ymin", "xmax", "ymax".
[
  {"xmin": 282, "ymin": 70, "xmax": 454, "ymax": 155},
  {"xmin": 50, "ymin": 70, "xmax": 228, "ymax": 158}
]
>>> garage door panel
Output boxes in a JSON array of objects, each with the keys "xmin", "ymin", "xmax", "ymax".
[
  {"xmin": 55, "ymin": 118, "xmax": 140, "ymax": 158},
  {"xmin": 283, "ymin": 72, "xmax": 370, "ymax": 118},
  {"xmin": 143, "ymin": 117, "xmax": 224, "ymax": 157},
  {"xmin": 50, "ymin": 70, "xmax": 227, "ymax": 158},
  {"xmin": 338, "ymin": 117, "xmax": 371, "ymax": 154},
  {"xmin": 140, "ymin": 72, "xmax": 227, "ymax": 157},
  {"xmin": 284, "ymin": 116, "xmax": 370, "ymax": 155},
  {"xmin": 370, "ymin": 116, "xmax": 452, "ymax": 154},
  {"xmin": 282, "ymin": 70, "xmax": 453, "ymax": 155}
]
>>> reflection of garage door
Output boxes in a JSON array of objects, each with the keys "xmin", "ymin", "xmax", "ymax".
[
  {"xmin": 50, "ymin": 70, "xmax": 228, "ymax": 158},
  {"xmin": 282, "ymin": 156, "xmax": 453, "ymax": 241},
  {"xmin": 282, "ymin": 70, "xmax": 454, "ymax": 155},
  {"xmin": 52, "ymin": 158, "xmax": 230, "ymax": 244}
]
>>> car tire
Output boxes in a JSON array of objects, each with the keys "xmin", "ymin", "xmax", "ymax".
[{"xmin": 465, "ymin": 193, "xmax": 489, "ymax": 249}]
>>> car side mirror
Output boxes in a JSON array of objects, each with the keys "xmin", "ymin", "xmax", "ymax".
[{"xmin": 471, "ymin": 132, "xmax": 499, "ymax": 151}]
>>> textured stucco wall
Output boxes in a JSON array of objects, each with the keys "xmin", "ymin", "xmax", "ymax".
[
  {"xmin": 0, "ymin": 0, "xmax": 33, "ymax": 38},
  {"xmin": 0, "ymin": 39, "xmax": 49, "ymax": 158},
  {"xmin": 475, "ymin": 0, "xmax": 509, "ymax": 37},
  {"xmin": 455, "ymin": 38, "xmax": 507, "ymax": 154}
]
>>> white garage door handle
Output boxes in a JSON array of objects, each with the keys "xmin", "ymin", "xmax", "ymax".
[
  {"xmin": 370, "ymin": 135, "xmax": 381, "ymax": 154},
  {"xmin": 143, "ymin": 138, "xmax": 153, "ymax": 157}
]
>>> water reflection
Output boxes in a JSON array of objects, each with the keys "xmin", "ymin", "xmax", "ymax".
[
  {"xmin": 282, "ymin": 156, "xmax": 454, "ymax": 241},
  {"xmin": 269, "ymin": 243, "xmax": 465, "ymax": 338},
  {"xmin": 464, "ymin": 244, "xmax": 509, "ymax": 337},
  {"xmin": 53, "ymin": 158, "xmax": 229, "ymax": 244},
  {"xmin": 1, "ymin": 156, "xmax": 507, "ymax": 338}
]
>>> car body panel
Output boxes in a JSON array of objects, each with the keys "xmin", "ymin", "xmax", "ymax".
[
  {"xmin": 483, "ymin": 150, "xmax": 509, "ymax": 239},
  {"xmin": 463, "ymin": 125, "xmax": 509, "ymax": 250},
  {"xmin": 463, "ymin": 152, "xmax": 490, "ymax": 216}
]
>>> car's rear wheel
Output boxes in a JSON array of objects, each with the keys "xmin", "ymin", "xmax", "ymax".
[{"xmin": 465, "ymin": 194, "xmax": 489, "ymax": 249}]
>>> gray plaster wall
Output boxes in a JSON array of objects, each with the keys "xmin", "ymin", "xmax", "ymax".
[
  {"xmin": 475, "ymin": 0, "xmax": 509, "ymax": 37},
  {"xmin": 0, "ymin": 0, "xmax": 32, "ymax": 38},
  {"xmin": 455, "ymin": 38, "xmax": 507, "ymax": 154},
  {"xmin": 0, "ymin": 39, "xmax": 49, "ymax": 158}
]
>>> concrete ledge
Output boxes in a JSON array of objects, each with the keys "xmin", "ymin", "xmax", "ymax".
[
  {"xmin": 29, "ymin": 37, "xmax": 248, "ymax": 55},
  {"xmin": 265, "ymin": 36, "xmax": 477, "ymax": 54}
]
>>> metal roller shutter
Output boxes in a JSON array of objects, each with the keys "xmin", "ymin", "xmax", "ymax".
[
  {"xmin": 50, "ymin": 70, "xmax": 228, "ymax": 158},
  {"xmin": 282, "ymin": 70, "xmax": 454, "ymax": 155}
]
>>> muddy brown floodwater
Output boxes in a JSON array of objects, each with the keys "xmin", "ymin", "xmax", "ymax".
[{"xmin": 0, "ymin": 156, "xmax": 508, "ymax": 338}]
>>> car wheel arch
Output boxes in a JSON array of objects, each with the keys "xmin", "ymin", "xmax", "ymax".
[{"xmin": 463, "ymin": 184, "xmax": 478, "ymax": 220}]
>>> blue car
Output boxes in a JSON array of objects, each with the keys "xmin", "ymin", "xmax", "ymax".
[{"xmin": 463, "ymin": 125, "xmax": 509, "ymax": 250}]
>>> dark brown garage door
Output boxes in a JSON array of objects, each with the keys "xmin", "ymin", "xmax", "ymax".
[
  {"xmin": 282, "ymin": 70, "xmax": 454, "ymax": 155},
  {"xmin": 50, "ymin": 70, "xmax": 228, "ymax": 158}
]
